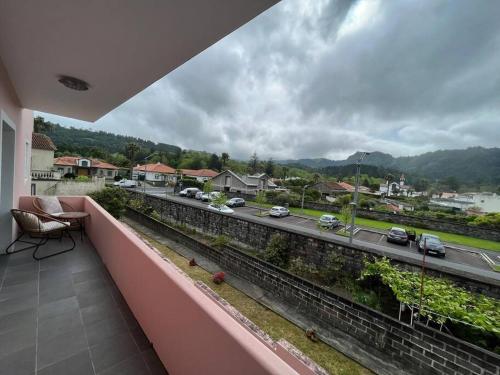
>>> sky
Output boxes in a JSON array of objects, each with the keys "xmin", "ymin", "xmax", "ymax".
[{"xmin": 38, "ymin": 0, "xmax": 500, "ymax": 161}]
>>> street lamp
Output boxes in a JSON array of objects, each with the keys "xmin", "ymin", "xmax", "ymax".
[
  {"xmin": 301, "ymin": 185, "xmax": 309, "ymax": 214},
  {"xmin": 138, "ymin": 152, "xmax": 157, "ymax": 198},
  {"xmin": 349, "ymin": 152, "xmax": 370, "ymax": 244}
]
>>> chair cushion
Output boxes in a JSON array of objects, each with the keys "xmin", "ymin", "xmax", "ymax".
[
  {"xmin": 37, "ymin": 196, "xmax": 64, "ymax": 215},
  {"xmin": 13, "ymin": 211, "xmax": 40, "ymax": 232},
  {"xmin": 40, "ymin": 221, "xmax": 69, "ymax": 233}
]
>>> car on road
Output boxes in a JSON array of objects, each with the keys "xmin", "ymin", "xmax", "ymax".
[
  {"xmin": 202, "ymin": 192, "xmax": 221, "ymax": 202},
  {"xmin": 179, "ymin": 188, "xmax": 200, "ymax": 198},
  {"xmin": 386, "ymin": 227, "xmax": 409, "ymax": 245},
  {"xmin": 269, "ymin": 206, "xmax": 290, "ymax": 218},
  {"xmin": 318, "ymin": 214, "xmax": 340, "ymax": 229},
  {"xmin": 113, "ymin": 179, "xmax": 137, "ymax": 188},
  {"xmin": 226, "ymin": 197, "xmax": 245, "ymax": 208},
  {"xmin": 195, "ymin": 191, "xmax": 203, "ymax": 200},
  {"xmin": 207, "ymin": 203, "xmax": 234, "ymax": 214},
  {"xmin": 417, "ymin": 233, "xmax": 446, "ymax": 257}
]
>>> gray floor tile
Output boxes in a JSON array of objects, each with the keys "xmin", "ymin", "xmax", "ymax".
[
  {"xmin": 130, "ymin": 327, "xmax": 151, "ymax": 352},
  {"xmin": 38, "ymin": 309, "xmax": 83, "ymax": 343},
  {"xmin": 37, "ymin": 325, "xmax": 88, "ymax": 370},
  {"xmin": 0, "ymin": 308, "xmax": 37, "ymax": 335},
  {"xmin": 72, "ymin": 267, "xmax": 108, "ymax": 285},
  {"xmin": 0, "ymin": 280, "xmax": 38, "ymax": 302},
  {"xmin": 0, "ymin": 345, "xmax": 36, "ymax": 375},
  {"xmin": 0, "ymin": 294, "xmax": 38, "ymax": 319},
  {"xmin": 39, "ymin": 283, "xmax": 76, "ymax": 305},
  {"xmin": 37, "ymin": 349, "xmax": 94, "ymax": 375},
  {"xmin": 0, "ymin": 325, "xmax": 36, "ymax": 360},
  {"xmin": 38, "ymin": 296, "xmax": 79, "ymax": 321},
  {"xmin": 98, "ymin": 353, "xmax": 149, "ymax": 375},
  {"xmin": 2, "ymin": 269, "xmax": 38, "ymax": 287},
  {"xmin": 80, "ymin": 300, "xmax": 119, "ymax": 327},
  {"xmin": 84, "ymin": 315, "xmax": 128, "ymax": 347},
  {"xmin": 90, "ymin": 332, "xmax": 138, "ymax": 373},
  {"xmin": 76, "ymin": 287, "xmax": 114, "ymax": 309}
]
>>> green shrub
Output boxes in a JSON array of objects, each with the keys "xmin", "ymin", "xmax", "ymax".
[
  {"xmin": 211, "ymin": 235, "xmax": 230, "ymax": 248},
  {"xmin": 263, "ymin": 234, "xmax": 289, "ymax": 268},
  {"xmin": 89, "ymin": 187, "xmax": 129, "ymax": 218},
  {"xmin": 289, "ymin": 257, "xmax": 319, "ymax": 280},
  {"xmin": 320, "ymin": 251, "xmax": 345, "ymax": 283},
  {"xmin": 75, "ymin": 175, "xmax": 90, "ymax": 182}
]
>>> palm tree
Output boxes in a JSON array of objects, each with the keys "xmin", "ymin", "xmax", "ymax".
[
  {"xmin": 34, "ymin": 116, "xmax": 55, "ymax": 133},
  {"xmin": 282, "ymin": 166, "xmax": 289, "ymax": 180},
  {"xmin": 312, "ymin": 173, "xmax": 321, "ymax": 184},
  {"xmin": 125, "ymin": 142, "xmax": 140, "ymax": 179},
  {"xmin": 221, "ymin": 152, "xmax": 229, "ymax": 169}
]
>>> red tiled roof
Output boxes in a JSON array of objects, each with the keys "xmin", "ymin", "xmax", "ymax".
[
  {"xmin": 32, "ymin": 133, "xmax": 56, "ymax": 151},
  {"xmin": 337, "ymin": 182, "xmax": 355, "ymax": 191},
  {"xmin": 181, "ymin": 168, "xmax": 218, "ymax": 178},
  {"xmin": 134, "ymin": 163, "xmax": 176, "ymax": 174},
  {"xmin": 53, "ymin": 156, "xmax": 118, "ymax": 169}
]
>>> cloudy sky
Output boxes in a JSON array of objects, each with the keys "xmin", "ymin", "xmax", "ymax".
[{"xmin": 39, "ymin": 0, "xmax": 500, "ymax": 160}]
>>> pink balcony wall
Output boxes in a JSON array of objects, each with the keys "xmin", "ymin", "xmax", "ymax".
[{"xmin": 19, "ymin": 195, "xmax": 303, "ymax": 375}]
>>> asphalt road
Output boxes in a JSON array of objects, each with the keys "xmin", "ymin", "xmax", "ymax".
[{"xmin": 129, "ymin": 188, "xmax": 500, "ymax": 283}]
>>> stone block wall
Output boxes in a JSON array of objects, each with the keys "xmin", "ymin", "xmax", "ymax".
[{"xmin": 126, "ymin": 207, "xmax": 500, "ymax": 375}]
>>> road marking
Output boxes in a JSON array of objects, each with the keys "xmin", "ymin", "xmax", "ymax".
[{"xmin": 481, "ymin": 253, "xmax": 495, "ymax": 266}]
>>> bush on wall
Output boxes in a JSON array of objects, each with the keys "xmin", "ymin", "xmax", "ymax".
[
  {"xmin": 89, "ymin": 187, "xmax": 129, "ymax": 218},
  {"xmin": 262, "ymin": 234, "xmax": 290, "ymax": 268}
]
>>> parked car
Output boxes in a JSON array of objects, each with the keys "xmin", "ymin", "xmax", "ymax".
[
  {"xmin": 226, "ymin": 197, "xmax": 245, "ymax": 208},
  {"xmin": 269, "ymin": 206, "xmax": 290, "ymax": 218},
  {"xmin": 113, "ymin": 179, "xmax": 137, "ymax": 188},
  {"xmin": 179, "ymin": 188, "xmax": 200, "ymax": 197},
  {"xmin": 201, "ymin": 192, "xmax": 221, "ymax": 202},
  {"xmin": 194, "ymin": 191, "xmax": 203, "ymax": 200},
  {"xmin": 386, "ymin": 227, "xmax": 409, "ymax": 245},
  {"xmin": 207, "ymin": 204, "xmax": 234, "ymax": 214},
  {"xmin": 417, "ymin": 233, "xmax": 446, "ymax": 257},
  {"xmin": 318, "ymin": 214, "xmax": 340, "ymax": 229}
]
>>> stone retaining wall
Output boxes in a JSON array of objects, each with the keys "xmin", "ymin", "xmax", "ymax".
[
  {"xmin": 126, "ymin": 207, "xmax": 500, "ymax": 375},
  {"xmin": 224, "ymin": 192, "xmax": 500, "ymax": 242}
]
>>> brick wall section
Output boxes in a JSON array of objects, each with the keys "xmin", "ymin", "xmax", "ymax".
[
  {"xmin": 224, "ymin": 192, "xmax": 500, "ymax": 242},
  {"xmin": 127, "ymin": 192, "xmax": 500, "ymax": 299},
  {"xmin": 125, "ymin": 207, "xmax": 500, "ymax": 375}
]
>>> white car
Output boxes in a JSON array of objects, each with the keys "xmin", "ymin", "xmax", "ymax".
[
  {"xmin": 318, "ymin": 214, "xmax": 340, "ymax": 229},
  {"xmin": 202, "ymin": 192, "xmax": 221, "ymax": 202},
  {"xmin": 207, "ymin": 204, "xmax": 234, "ymax": 214},
  {"xmin": 113, "ymin": 179, "xmax": 137, "ymax": 188},
  {"xmin": 269, "ymin": 206, "xmax": 290, "ymax": 218},
  {"xmin": 195, "ymin": 191, "xmax": 203, "ymax": 200}
]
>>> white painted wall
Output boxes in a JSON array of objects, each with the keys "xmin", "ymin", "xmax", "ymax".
[{"xmin": 31, "ymin": 148, "xmax": 54, "ymax": 171}]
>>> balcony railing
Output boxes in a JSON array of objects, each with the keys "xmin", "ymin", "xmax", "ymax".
[
  {"xmin": 31, "ymin": 170, "xmax": 62, "ymax": 180},
  {"xmin": 16, "ymin": 195, "xmax": 322, "ymax": 375}
]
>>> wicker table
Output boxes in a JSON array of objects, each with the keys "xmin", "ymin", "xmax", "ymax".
[{"xmin": 58, "ymin": 211, "xmax": 90, "ymax": 241}]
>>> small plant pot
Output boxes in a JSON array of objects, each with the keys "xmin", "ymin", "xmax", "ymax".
[
  {"xmin": 212, "ymin": 271, "xmax": 225, "ymax": 284},
  {"xmin": 189, "ymin": 258, "xmax": 197, "ymax": 267}
]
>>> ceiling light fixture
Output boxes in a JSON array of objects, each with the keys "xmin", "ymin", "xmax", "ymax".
[{"xmin": 58, "ymin": 75, "xmax": 90, "ymax": 91}]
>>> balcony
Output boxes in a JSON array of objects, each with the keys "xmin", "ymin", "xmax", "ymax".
[
  {"xmin": 31, "ymin": 170, "xmax": 62, "ymax": 180},
  {"xmin": 0, "ymin": 196, "xmax": 319, "ymax": 375}
]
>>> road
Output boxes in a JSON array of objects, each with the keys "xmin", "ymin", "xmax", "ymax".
[{"xmin": 129, "ymin": 188, "xmax": 500, "ymax": 284}]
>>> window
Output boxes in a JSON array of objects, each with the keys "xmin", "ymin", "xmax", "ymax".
[
  {"xmin": 107, "ymin": 170, "xmax": 113, "ymax": 177},
  {"xmin": 155, "ymin": 174, "xmax": 160, "ymax": 180}
]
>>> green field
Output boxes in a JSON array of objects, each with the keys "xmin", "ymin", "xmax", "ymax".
[
  {"xmin": 249, "ymin": 202, "xmax": 500, "ymax": 252},
  {"xmin": 130, "ymin": 225, "xmax": 371, "ymax": 375}
]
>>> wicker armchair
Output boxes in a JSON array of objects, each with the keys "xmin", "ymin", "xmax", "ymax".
[
  {"xmin": 33, "ymin": 196, "xmax": 81, "ymax": 229},
  {"xmin": 4, "ymin": 209, "xmax": 75, "ymax": 260}
]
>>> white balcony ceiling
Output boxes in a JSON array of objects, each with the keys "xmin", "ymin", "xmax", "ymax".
[{"xmin": 0, "ymin": 0, "xmax": 278, "ymax": 121}]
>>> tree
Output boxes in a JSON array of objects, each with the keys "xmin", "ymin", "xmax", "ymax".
[
  {"xmin": 264, "ymin": 159, "xmax": 275, "ymax": 177},
  {"xmin": 282, "ymin": 166, "xmax": 289, "ymax": 180},
  {"xmin": 362, "ymin": 177, "xmax": 371, "ymax": 188},
  {"xmin": 263, "ymin": 234, "xmax": 289, "ymax": 268},
  {"xmin": 414, "ymin": 178, "xmax": 429, "ymax": 192},
  {"xmin": 340, "ymin": 205, "xmax": 352, "ymax": 233},
  {"xmin": 385, "ymin": 173, "xmax": 394, "ymax": 197},
  {"xmin": 125, "ymin": 142, "xmax": 140, "ymax": 179},
  {"xmin": 208, "ymin": 153, "xmax": 222, "ymax": 171},
  {"xmin": 443, "ymin": 176, "xmax": 460, "ymax": 192},
  {"xmin": 312, "ymin": 173, "xmax": 321, "ymax": 184},
  {"xmin": 221, "ymin": 152, "xmax": 229, "ymax": 169},
  {"xmin": 34, "ymin": 116, "xmax": 55, "ymax": 133},
  {"xmin": 248, "ymin": 152, "xmax": 259, "ymax": 175},
  {"xmin": 203, "ymin": 180, "xmax": 213, "ymax": 194}
]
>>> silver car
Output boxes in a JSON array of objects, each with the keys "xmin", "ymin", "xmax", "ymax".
[
  {"xmin": 318, "ymin": 214, "xmax": 340, "ymax": 229},
  {"xmin": 269, "ymin": 206, "xmax": 290, "ymax": 218}
]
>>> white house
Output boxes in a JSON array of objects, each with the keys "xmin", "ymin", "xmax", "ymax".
[
  {"xmin": 211, "ymin": 170, "xmax": 276, "ymax": 194},
  {"xmin": 134, "ymin": 162, "xmax": 177, "ymax": 184}
]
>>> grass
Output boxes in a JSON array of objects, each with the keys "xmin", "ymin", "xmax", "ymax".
[
  {"xmin": 130, "ymin": 226, "xmax": 372, "ymax": 375},
  {"xmin": 249, "ymin": 202, "xmax": 500, "ymax": 252}
]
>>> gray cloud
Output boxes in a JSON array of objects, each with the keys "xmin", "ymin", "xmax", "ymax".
[{"xmin": 39, "ymin": 0, "xmax": 500, "ymax": 160}]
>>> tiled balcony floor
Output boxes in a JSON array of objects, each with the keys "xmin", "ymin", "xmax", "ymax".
[{"xmin": 0, "ymin": 236, "xmax": 168, "ymax": 375}]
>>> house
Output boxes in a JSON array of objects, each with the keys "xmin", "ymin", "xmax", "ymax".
[
  {"xmin": 134, "ymin": 162, "xmax": 177, "ymax": 184},
  {"xmin": 31, "ymin": 132, "xmax": 60, "ymax": 180},
  {"xmin": 54, "ymin": 156, "xmax": 119, "ymax": 180},
  {"xmin": 311, "ymin": 181, "xmax": 355, "ymax": 196},
  {"xmin": 211, "ymin": 170, "xmax": 275, "ymax": 194},
  {"xmin": 0, "ymin": 3, "xmax": 318, "ymax": 374},
  {"xmin": 181, "ymin": 168, "xmax": 218, "ymax": 182}
]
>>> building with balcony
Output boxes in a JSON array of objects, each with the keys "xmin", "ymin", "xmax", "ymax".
[
  {"xmin": 0, "ymin": 1, "xmax": 329, "ymax": 374},
  {"xmin": 54, "ymin": 156, "xmax": 119, "ymax": 180}
]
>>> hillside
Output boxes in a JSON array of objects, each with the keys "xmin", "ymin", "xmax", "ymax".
[{"xmin": 279, "ymin": 148, "xmax": 500, "ymax": 186}]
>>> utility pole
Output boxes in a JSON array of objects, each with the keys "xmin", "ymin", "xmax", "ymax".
[
  {"xmin": 417, "ymin": 238, "xmax": 428, "ymax": 324},
  {"xmin": 349, "ymin": 152, "xmax": 370, "ymax": 245},
  {"xmin": 301, "ymin": 185, "xmax": 309, "ymax": 214}
]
